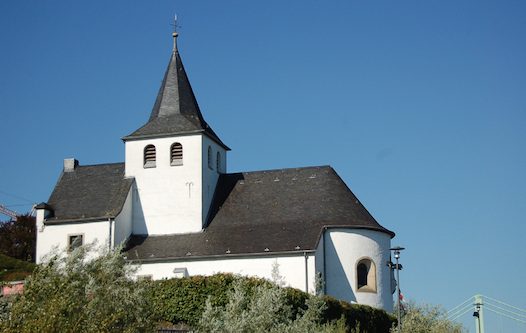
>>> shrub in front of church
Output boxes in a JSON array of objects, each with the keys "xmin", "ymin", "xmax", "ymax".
[
  {"xmin": 147, "ymin": 273, "xmax": 395, "ymax": 332},
  {"xmin": 197, "ymin": 277, "xmax": 348, "ymax": 333},
  {"xmin": 148, "ymin": 274, "xmax": 287, "ymax": 327},
  {"xmin": 389, "ymin": 302, "xmax": 463, "ymax": 333},
  {"xmin": 0, "ymin": 246, "xmax": 156, "ymax": 333},
  {"xmin": 323, "ymin": 296, "xmax": 396, "ymax": 333}
]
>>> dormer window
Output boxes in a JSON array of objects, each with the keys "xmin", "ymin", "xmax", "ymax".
[
  {"xmin": 144, "ymin": 145, "xmax": 156, "ymax": 168},
  {"xmin": 216, "ymin": 152, "xmax": 221, "ymax": 172},
  {"xmin": 171, "ymin": 143, "xmax": 183, "ymax": 166},
  {"xmin": 208, "ymin": 146, "xmax": 213, "ymax": 169}
]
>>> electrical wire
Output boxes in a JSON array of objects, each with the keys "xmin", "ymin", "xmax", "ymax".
[
  {"xmin": 484, "ymin": 302, "xmax": 526, "ymax": 320},
  {"xmin": 482, "ymin": 295, "xmax": 526, "ymax": 314},
  {"xmin": 0, "ymin": 189, "xmax": 34, "ymax": 204},
  {"xmin": 484, "ymin": 306, "xmax": 526, "ymax": 324},
  {"xmin": 448, "ymin": 295, "xmax": 475, "ymax": 316},
  {"xmin": 449, "ymin": 305, "xmax": 474, "ymax": 321}
]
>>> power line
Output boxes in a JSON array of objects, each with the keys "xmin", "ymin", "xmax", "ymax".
[
  {"xmin": 449, "ymin": 305, "xmax": 474, "ymax": 321},
  {"xmin": 482, "ymin": 295, "xmax": 526, "ymax": 314},
  {"xmin": 484, "ymin": 302, "xmax": 526, "ymax": 321},
  {"xmin": 448, "ymin": 295, "xmax": 475, "ymax": 315},
  {"xmin": 448, "ymin": 296, "xmax": 475, "ymax": 319},
  {"xmin": 485, "ymin": 306, "xmax": 526, "ymax": 325},
  {"xmin": 0, "ymin": 189, "xmax": 34, "ymax": 204}
]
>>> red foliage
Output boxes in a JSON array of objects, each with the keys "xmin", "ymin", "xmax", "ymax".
[{"xmin": 0, "ymin": 214, "xmax": 36, "ymax": 262}]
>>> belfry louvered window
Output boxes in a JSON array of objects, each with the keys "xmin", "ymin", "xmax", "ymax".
[
  {"xmin": 171, "ymin": 143, "xmax": 183, "ymax": 166},
  {"xmin": 216, "ymin": 152, "xmax": 221, "ymax": 172},
  {"xmin": 144, "ymin": 144, "xmax": 156, "ymax": 168}
]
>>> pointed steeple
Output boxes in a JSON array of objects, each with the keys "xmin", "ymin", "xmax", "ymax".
[{"xmin": 123, "ymin": 32, "xmax": 229, "ymax": 150}]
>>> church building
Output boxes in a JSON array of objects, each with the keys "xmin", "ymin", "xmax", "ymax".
[{"xmin": 35, "ymin": 31, "xmax": 396, "ymax": 311}]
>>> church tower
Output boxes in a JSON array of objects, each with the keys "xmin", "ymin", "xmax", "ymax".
[{"xmin": 123, "ymin": 31, "xmax": 229, "ymax": 235}]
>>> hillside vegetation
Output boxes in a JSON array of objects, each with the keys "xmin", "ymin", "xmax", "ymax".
[{"xmin": 0, "ymin": 254, "xmax": 35, "ymax": 282}]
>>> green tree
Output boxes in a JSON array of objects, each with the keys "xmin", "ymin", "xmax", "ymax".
[
  {"xmin": 0, "ymin": 245, "xmax": 156, "ymax": 333},
  {"xmin": 391, "ymin": 302, "xmax": 464, "ymax": 333},
  {"xmin": 0, "ymin": 214, "xmax": 36, "ymax": 262}
]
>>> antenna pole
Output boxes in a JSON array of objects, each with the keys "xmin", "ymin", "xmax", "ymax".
[{"xmin": 172, "ymin": 14, "xmax": 179, "ymax": 52}]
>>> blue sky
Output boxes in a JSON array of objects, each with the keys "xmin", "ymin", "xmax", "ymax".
[{"xmin": 1, "ymin": 1, "xmax": 525, "ymax": 331}]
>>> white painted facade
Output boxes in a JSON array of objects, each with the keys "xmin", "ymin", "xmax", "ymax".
[
  {"xmin": 317, "ymin": 228, "xmax": 393, "ymax": 312},
  {"xmin": 114, "ymin": 188, "xmax": 133, "ymax": 246},
  {"xmin": 125, "ymin": 134, "xmax": 226, "ymax": 235},
  {"xmin": 35, "ymin": 216, "xmax": 110, "ymax": 264},
  {"xmin": 134, "ymin": 253, "xmax": 316, "ymax": 293}
]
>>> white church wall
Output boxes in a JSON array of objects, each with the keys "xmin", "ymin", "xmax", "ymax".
[
  {"xmin": 125, "ymin": 135, "xmax": 204, "ymax": 235},
  {"xmin": 314, "ymin": 232, "xmax": 325, "ymax": 284},
  {"xmin": 322, "ymin": 228, "xmax": 393, "ymax": 311},
  {"xmin": 35, "ymin": 220, "xmax": 109, "ymax": 264},
  {"xmin": 114, "ymin": 188, "xmax": 133, "ymax": 247},
  {"xmin": 133, "ymin": 253, "xmax": 316, "ymax": 293},
  {"xmin": 202, "ymin": 135, "xmax": 227, "ymax": 224}
]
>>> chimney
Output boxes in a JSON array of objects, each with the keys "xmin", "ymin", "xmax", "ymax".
[{"xmin": 64, "ymin": 158, "xmax": 79, "ymax": 172}]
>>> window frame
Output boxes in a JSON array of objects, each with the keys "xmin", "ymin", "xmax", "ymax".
[
  {"xmin": 143, "ymin": 144, "xmax": 157, "ymax": 168},
  {"xmin": 355, "ymin": 257, "xmax": 377, "ymax": 293},
  {"xmin": 170, "ymin": 142, "xmax": 183, "ymax": 166},
  {"xmin": 67, "ymin": 233, "xmax": 84, "ymax": 252}
]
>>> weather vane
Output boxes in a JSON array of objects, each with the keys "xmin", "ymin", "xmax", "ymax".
[{"xmin": 171, "ymin": 13, "xmax": 181, "ymax": 33}]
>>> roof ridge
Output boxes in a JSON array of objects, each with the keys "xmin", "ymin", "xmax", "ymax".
[
  {"xmin": 74, "ymin": 162, "xmax": 124, "ymax": 168},
  {"xmin": 228, "ymin": 165, "xmax": 333, "ymax": 175}
]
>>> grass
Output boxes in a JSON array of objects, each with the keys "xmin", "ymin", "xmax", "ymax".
[{"xmin": 0, "ymin": 253, "xmax": 35, "ymax": 282}]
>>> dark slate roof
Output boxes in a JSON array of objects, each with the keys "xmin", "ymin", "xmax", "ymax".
[
  {"xmin": 44, "ymin": 163, "xmax": 133, "ymax": 223},
  {"xmin": 125, "ymin": 166, "xmax": 394, "ymax": 261},
  {"xmin": 123, "ymin": 41, "xmax": 229, "ymax": 150}
]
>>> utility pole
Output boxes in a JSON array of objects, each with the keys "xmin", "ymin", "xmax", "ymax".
[{"xmin": 473, "ymin": 294, "xmax": 485, "ymax": 333}]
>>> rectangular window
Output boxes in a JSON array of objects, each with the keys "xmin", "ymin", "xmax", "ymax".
[{"xmin": 68, "ymin": 234, "xmax": 83, "ymax": 252}]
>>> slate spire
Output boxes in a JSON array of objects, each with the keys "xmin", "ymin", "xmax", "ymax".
[{"xmin": 124, "ymin": 31, "xmax": 229, "ymax": 149}]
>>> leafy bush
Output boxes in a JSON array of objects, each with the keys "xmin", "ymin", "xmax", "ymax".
[
  {"xmin": 0, "ymin": 245, "xmax": 156, "ymax": 333},
  {"xmin": 147, "ymin": 273, "xmax": 394, "ymax": 332},
  {"xmin": 390, "ymin": 302, "xmax": 464, "ymax": 333},
  {"xmin": 0, "ymin": 298, "xmax": 11, "ymax": 323},
  {"xmin": 148, "ymin": 273, "xmax": 267, "ymax": 326},
  {"xmin": 198, "ymin": 278, "xmax": 347, "ymax": 333},
  {"xmin": 324, "ymin": 296, "xmax": 395, "ymax": 333}
]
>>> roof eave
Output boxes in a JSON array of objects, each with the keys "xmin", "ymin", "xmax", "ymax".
[
  {"xmin": 43, "ymin": 216, "xmax": 115, "ymax": 225},
  {"xmin": 122, "ymin": 130, "xmax": 231, "ymax": 150},
  {"xmin": 313, "ymin": 224, "xmax": 396, "ymax": 250},
  {"xmin": 125, "ymin": 249, "xmax": 316, "ymax": 263}
]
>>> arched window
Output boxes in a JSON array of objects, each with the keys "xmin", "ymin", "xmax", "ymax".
[
  {"xmin": 208, "ymin": 146, "xmax": 213, "ymax": 169},
  {"xmin": 144, "ymin": 145, "xmax": 156, "ymax": 168},
  {"xmin": 216, "ymin": 152, "xmax": 221, "ymax": 172},
  {"xmin": 357, "ymin": 263, "xmax": 368, "ymax": 288},
  {"xmin": 356, "ymin": 258, "xmax": 377, "ymax": 292},
  {"xmin": 171, "ymin": 143, "xmax": 183, "ymax": 166}
]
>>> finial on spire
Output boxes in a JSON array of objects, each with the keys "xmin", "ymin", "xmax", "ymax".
[{"xmin": 171, "ymin": 13, "xmax": 179, "ymax": 52}]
